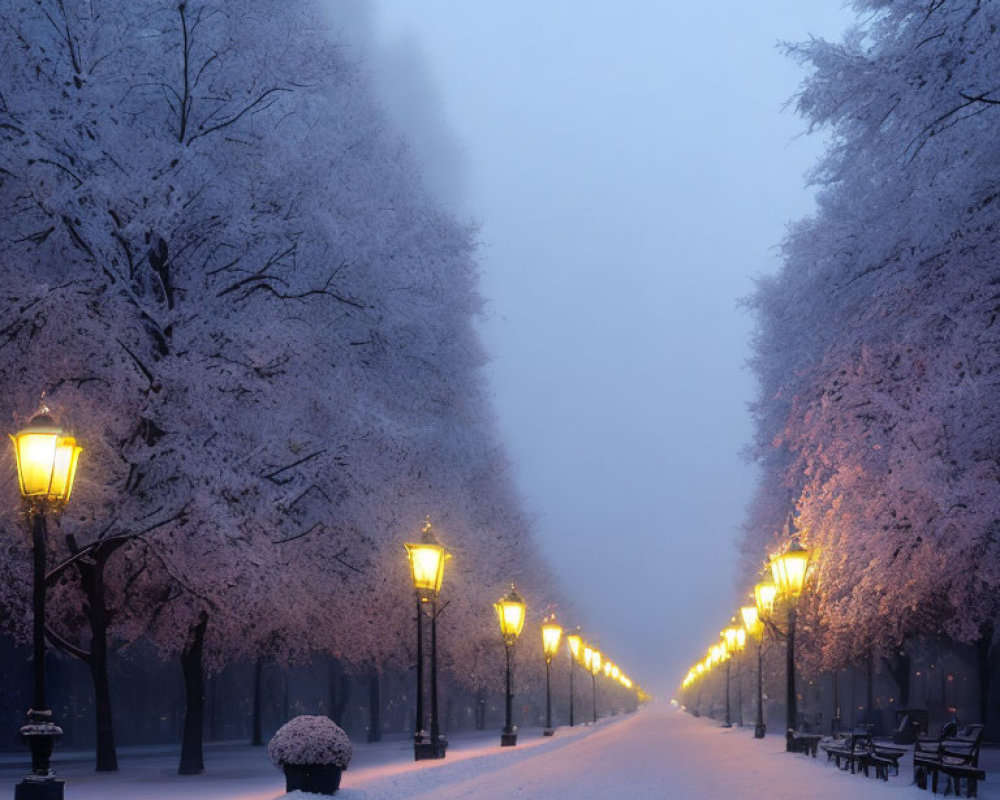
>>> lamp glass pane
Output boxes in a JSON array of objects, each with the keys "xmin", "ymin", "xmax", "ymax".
[
  {"xmin": 754, "ymin": 581, "xmax": 777, "ymax": 616},
  {"xmin": 50, "ymin": 437, "xmax": 81, "ymax": 502},
  {"xmin": 541, "ymin": 622, "xmax": 562, "ymax": 658},
  {"xmin": 775, "ymin": 548, "xmax": 810, "ymax": 597},
  {"xmin": 13, "ymin": 431, "xmax": 58, "ymax": 497},
  {"xmin": 405, "ymin": 542, "xmax": 445, "ymax": 593}
]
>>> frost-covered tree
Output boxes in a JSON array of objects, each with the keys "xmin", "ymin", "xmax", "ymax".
[
  {"xmin": 742, "ymin": 0, "xmax": 1000, "ymax": 709},
  {"xmin": 0, "ymin": 0, "xmax": 564, "ymax": 770}
]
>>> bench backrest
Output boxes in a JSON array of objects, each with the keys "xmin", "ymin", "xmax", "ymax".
[{"xmin": 942, "ymin": 724, "xmax": 985, "ymax": 766}]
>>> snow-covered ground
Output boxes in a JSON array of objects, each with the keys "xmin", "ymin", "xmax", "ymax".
[{"xmin": 1, "ymin": 704, "xmax": 997, "ymax": 799}]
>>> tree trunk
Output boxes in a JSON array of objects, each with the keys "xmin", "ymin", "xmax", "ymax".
[
  {"xmin": 328, "ymin": 659, "xmax": 350, "ymax": 726},
  {"xmin": 79, "ymin": 550, "xmax": 119, "ymax": 772},
  {"xmin": 367, "ymin": 671, "xmax": 381, "ymax": 742},
  {"xmin": 251, "ymin": 657, "xmax": 264, "ymax": 746},
  {"xmin": 475, "ymin": 690, "xmax": 485, "ymax": 730},
  {"xmin": 882, "ymin": 648, "xmax": 911, "ymax": 708},
  {"xmin": 178, "ymin": 611, "xmax": 208, "ymax": 775},
  {"xmin": 865, "ymin": 652, "xmax": 877, "ymax": 731}
]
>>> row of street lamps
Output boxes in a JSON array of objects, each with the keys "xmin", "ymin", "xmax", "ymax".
[
  {"xmin": 7, "ymin": 409, "xmax": 647, "ymax": 793},
  {"xmin": 403, "ymin": 520, "xmax": 644, "ymax": 758},
  {"xmin": 680, "ymin": 526, "xmax": 813, "ymax": 751}
]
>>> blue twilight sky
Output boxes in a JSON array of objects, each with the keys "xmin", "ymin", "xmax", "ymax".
[{"xmin": 360, "ymin": 1, "xmax": 856, "ymax": 695}]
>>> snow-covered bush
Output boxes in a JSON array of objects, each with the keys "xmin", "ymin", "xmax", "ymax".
[{"xmin": 268, "ymin": 716, "xmax": 353, "ymax": 769}]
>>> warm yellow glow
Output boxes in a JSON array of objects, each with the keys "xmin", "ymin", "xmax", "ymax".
[
  {"xmin": 541, "ymin": 615, "xmax": 563, "ymax": 662},
  {"xmin": 736, "ymin": 628, "xmax": 747, "ymax": 650},
  {"xmin": 611, "ymin": 665, "xmax": 620, "ymax": 679},
  {"xmin": 724, "ymin": 627, "xmax": 738, "ymax": 650},
  {"xmin": 494, "ymin": 584, "xmax": 526, "ymax": 644},
  {"xmin": 696, "ymin": 662, "xmax": 704, "ymax": 675},
  {"xmin": 591, "ymin": 650, "xmax": 602, "ymax": 675},
  {"xmin": 623, "ymin": 677, "xmax": 633, "ymax": 689},
  {"xmin": 11, "ymin": 413, "xmax": 81, "ymax": 506},
  {"xmin": 740, "ymin": 605, "xmax": 763, "ymax": 639},
  {"xmin": 567, "ymin": 632, "xmax": 582, "ymax": 660},
  {"xmin": 754, "ymin": 579, "xmax": 778, "ymax": 617},
  {"xmin": 771, "ymin": 540, "xmax": 811, "ymax": 600},
  {"xmin": 603, "ymin": 660, "xmax": 613, "ymax": 677},
  {"xmin": 404, "ymin": 518, "xmax": 449, "ymax": 596},
  {"xmin": 583, "ymin": 644, "xmax": 594, "ymax": 670}
]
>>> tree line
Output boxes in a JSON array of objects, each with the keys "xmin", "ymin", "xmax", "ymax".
[
  {"xmin": 0, "ymin": 0, "xmax": 565, "ymax": 773},
  {"xmin": 739, "ymin": 0, "xmax": 1000, "ymax": 727}
]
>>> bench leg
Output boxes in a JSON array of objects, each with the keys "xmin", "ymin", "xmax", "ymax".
[{"xmin": 931, "ymin": 767, "xmax": 939, "ymax": 794}]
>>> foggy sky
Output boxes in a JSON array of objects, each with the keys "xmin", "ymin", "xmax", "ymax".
[{"xmin": 363, "ymin": 1, "xmax": 855, "ymax": 696}]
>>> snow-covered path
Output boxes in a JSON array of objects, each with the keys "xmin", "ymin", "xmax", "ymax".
[
  {"xmin": 2, "ymin": 704, "xmax": 996, "ymax": 799},
  {"xmin": 342, "ymin": 705, "xmax": 952, "ymax": 800}
]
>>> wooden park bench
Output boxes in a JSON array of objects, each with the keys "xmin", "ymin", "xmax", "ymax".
[
  {"xmin": 866, "ymin": 744, "xmax": 908, "ymax": 781},
  {"xmin": 788, "ymin": 730, "xmax": 823, "ymax": 757},
  {"xmin": 914, "ymin": 724, "xmax": 986, "ymax": 798},
  {"xmin": 822, "ymin": 728, "xmax": 872, "ymax": 774}
]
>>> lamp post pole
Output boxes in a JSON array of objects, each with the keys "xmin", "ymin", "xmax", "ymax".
[
  {"xmin": 566, "ymin": 630, "xmax": 581, "ymax": 727},
  {"xmin": 756, "ymin": 636, "xmax": 765, "ymax": 738},
  {"xmin": 541, "ymin": 616, "xmax": 562, "ymax": 737},
  {"xmin": 495, "ymin": 584, "xmax": 526, "ymax": 747},
  {"xmin": 591, "ymin": 652, "xmax": 601, "ymax": 725},
  {"xmin": 11, "ymin": 409, "xmax": 82, "ymax": 800},
  {"xmin": 503, "ymin": 642, "xmax": 514, "ymax": 743},
  {"xmin": 724, "ymin": 655, "xmax": 732, "ymax": 727},
  {"xmin": 404, "ymin": 519, "xmax": 449, "ymax": 760},
  {"xmin": 785, "ymin": 605, "xmax": 797, "ymax": 750},
  {"xmin": 569, "ymin": 656, "xmax": 575, "ymax": 727},
  {"xmin": 430, "ymin": 598, "xmax": 441, "ymax": 749},
  {"xmin": 770, "ymin": 531, "xmax": 811, "ymax": 752},
  {"xmin": 743, "ymin": 601, "xmax": 768, "ymax": 740},
  {"xmin": 415, "ymin": 596, "xmax": 424, "ymax": 741}
]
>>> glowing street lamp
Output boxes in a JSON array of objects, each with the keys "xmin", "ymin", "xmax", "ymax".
[
  {"xmin": 771, "ymin": 533, "xmax": 812, "ymax": 752},
  {"xmin": 754, "ymin": 579, "xmax": 777, "ymax": 618},
  {"xmin": 541, "ymin": 615, "xmax": 563, "ymax": 736},
  {"xmin": 744, "ymin": 600, "xmax": 768, "ymax": 738},
  {"xmin": 495, "ymin": 584, "xmax": 526, "ymax": 746},
  {"xmin": 722, "ymin": 627, "xmax": 741, "ymax": 728},
  {"xmin": 404, "ymin": 518, "xmax": 450, "ymax": 760},
  {"xmin": 590, "ymin": 648, "xmax": 602, "ymax": 724},
  {"xmin": 566, "ymin": 629, "xmax": 582, "ymax": 727},
  {"xmin": 771, "ymin": 539, "xmax": 810, "ymax": 602},
  {"xmin": 11, "ymin": 408, "xmax": 82, "ymax": 800}
]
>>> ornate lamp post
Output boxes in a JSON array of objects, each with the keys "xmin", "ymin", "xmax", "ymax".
[
  {"xmin": 566, "ymin": 629, "xmax": 582, "ymax": 727},
  {"xmin": 722, "ymin": 627, "xmax": 740, "ymax": 727},
  {"xmin": 750, "ymin": 578, "xmax": 776, "ymax": 738},
  {"xmin": 589, "ymin": 648, "xmax": 602, "ymax": 723},
  {"xmin": 771, "ymin": 535, "xmax": 811, "ymax": 751},
  {"xmin": 494, "ymin": 584, "xmax": 526, "ymax": 746},
  {"xmin": 541, "ymin": 615, "xmax": 562, "ymax": 736},
  {"xmin": 404, "ymin": 518, "xmax": 450, "ymax": 760},
  {"xmin": 11, "ymin": 408, "xmax": 82, "ymax": 800}
]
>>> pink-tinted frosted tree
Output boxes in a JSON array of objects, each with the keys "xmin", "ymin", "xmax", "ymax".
[
  {"xmin": 0, "ymin": 0, "xmax": 567, "ymax": 773},
  {"xmin": 742, "ymin": 0, "xmax": 1000, "ymax": 711}
]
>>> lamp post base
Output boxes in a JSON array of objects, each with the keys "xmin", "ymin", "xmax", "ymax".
[
  {"xmin": 754, "ymin": 723, "xmax": 766, "ymax": 739},
  {"xmin": 543, "ymin": 728, "xmax": 555, "ymax": 737},
  {"xmin": 15, "ymin": 778, "xmax": 65, "ymax": 800},
  {"xmin": 413, "ymin": 737, "xmax": 447, "ymax": 760},
  {"xmin": 17, "ymin": 716, "xmax": 64, "ymax": 799},
  {"xmin": 500, "ymin": 732, "xmax": 517, "ymax": 747}
]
